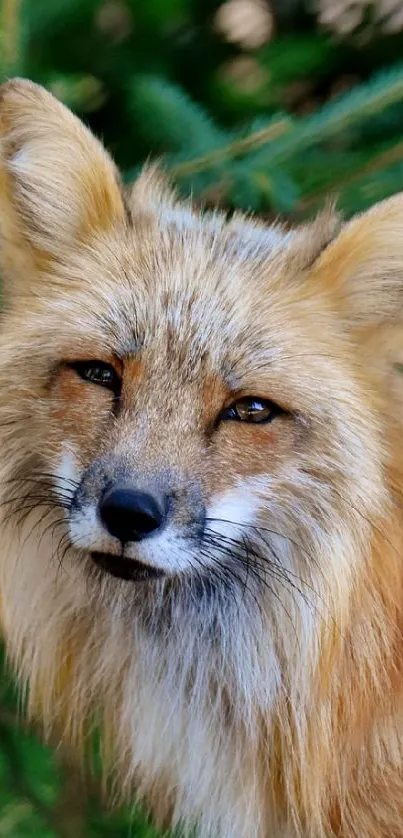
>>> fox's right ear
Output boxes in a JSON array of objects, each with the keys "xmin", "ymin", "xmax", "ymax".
[
  {"xmin": 309, "ymin": 192, "xmax": 403, "ymax": 330},
  {"xmin": 0, "ymin": 78, "xmax": 125, "ymax": 298}
]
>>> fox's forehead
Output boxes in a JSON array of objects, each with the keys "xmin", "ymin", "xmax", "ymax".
[
  {"xmin": 124, "ymin": 218, "xmax": 278, "ymax": 353},
  {"xmin": 57, "ymin": 209, "xmax": 321, "ymax": 357}
]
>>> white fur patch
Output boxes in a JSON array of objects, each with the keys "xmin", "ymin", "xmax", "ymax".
[
  {"xmin": 206, "ymin": 481, "xmax": 262, "ymax": 542},
  {"xmin": 69, "ymin": 503, "xmax": 115, "ymax": 554},
  {"xmin": 53, "ymin": 442, "xmax": 81, "ymax": 493},
  {"xmin": 133, "ymin": 529, "xmax": 200, "ymax": 573}
]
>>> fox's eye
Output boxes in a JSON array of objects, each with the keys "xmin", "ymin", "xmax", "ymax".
[
  {"xmin": 68, "ymin": 361, "xmax": 121, "ymax": 395},
  {"xmin": 220, "ymin": 397, "xmax": 281, "ymax": 424}
]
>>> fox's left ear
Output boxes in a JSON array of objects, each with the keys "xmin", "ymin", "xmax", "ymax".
[
  {"xmin": 0, "ymin": 78, "xmax": 125, "ymax": 294},
  {"xmin": 310, "ymin": 193, "xmax": 403, "ymax": 330}
]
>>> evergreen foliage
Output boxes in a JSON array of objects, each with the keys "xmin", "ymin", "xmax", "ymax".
[
  {"xmin": 1, "ymin": 0, "xmax": 403, "ymax": 835},
  {"xmin": 3, "ymin": 0, "xmax": 403, "ymax": 219}
]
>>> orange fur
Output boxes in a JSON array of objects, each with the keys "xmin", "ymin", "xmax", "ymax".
[{"xmin": 1, "ymin": 79, "xmax": 403, "ymax": 837}]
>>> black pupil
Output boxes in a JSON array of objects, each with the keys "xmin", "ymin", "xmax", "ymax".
[
  {"xmin": 220, "ymin": 397, "xmax": 279, "ymax": 424},
  {"xmin": 245, "ymin": 400, "xmax": 264, "ymax": 414},
  {"xmin": 87, "ymin": 365, "xmax": 113, "ymax": 384},
  {"xmin": 239, "ymin": 399, "xmax": 271, "ymax": 420},
  {"xmin": 70, "ymin": 361, "xmax": 120, "ymax": 393}
]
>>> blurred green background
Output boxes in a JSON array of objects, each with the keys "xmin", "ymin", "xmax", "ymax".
[{"xmin": 2, "ymin": 0, "xmax": 403, "ymax": 834}]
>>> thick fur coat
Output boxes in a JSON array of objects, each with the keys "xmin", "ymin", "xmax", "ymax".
[{"xmin": 0, "ymin": 79, "xmax": 403, "ymax": 837}]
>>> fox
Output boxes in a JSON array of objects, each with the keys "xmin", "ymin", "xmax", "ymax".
[{"xmin": 1, "ymin": 77, "xmax": 403, "ymax": 838}]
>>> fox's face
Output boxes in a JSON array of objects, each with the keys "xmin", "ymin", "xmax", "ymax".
[
  {"xmin": 0, "ymin": 165, "xmax": 377, "ymax": 610},
  {"xmin": 2, "ymin": 80, "xmax": 403, "ymax": 838},
  {"xmin": 37, "ymin": 204, "xmax": 369, "ymax": 599}
]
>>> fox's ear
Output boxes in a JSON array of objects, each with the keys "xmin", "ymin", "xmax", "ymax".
[
  {"xmin": 0, "ymin": 78, "xmax": 125, "ymax": 294},
  {"xmin": 311, "ymin": 193, "xmax": 403, "ymax": 329}
]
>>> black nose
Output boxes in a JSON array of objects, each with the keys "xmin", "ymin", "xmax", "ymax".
[{"xmin": 99, "ymin": 487, "xmax": 166, "ymax": 543}]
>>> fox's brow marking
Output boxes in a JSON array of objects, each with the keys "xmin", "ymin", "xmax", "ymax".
[{"xmin": 117, "ymin": 337, "xmax": 142, "ymax": 358}]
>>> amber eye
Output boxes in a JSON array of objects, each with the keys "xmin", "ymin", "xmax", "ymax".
[
  {"xmin": 68, "ymin": 361, "xmax": 121, "ymax": 395},
  {"xmin": 220, "ymin": 397, "xmax": 282, "ymax": 424}
]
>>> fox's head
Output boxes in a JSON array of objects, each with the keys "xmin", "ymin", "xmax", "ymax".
[{"xmin": 1, "ymin": 79, "xmax": 403, "ymax": 838}]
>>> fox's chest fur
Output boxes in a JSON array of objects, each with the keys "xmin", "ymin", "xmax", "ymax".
[
  {"xmin": 3, "ymin": 505, "xmax": 403, "ymax": 838},
  {"xmin": 0, "ymin": 518, "xmax": 292, "ymax": 838}
]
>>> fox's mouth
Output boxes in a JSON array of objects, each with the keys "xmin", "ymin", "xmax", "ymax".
[{"xmin": 91, "ymin": 551, "xmax": 166, "ymax": 582}]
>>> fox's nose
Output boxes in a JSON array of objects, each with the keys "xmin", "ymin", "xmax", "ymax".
[{"xmin": 99, "ymin": 487, "xmax": 166, "ymax": 543}]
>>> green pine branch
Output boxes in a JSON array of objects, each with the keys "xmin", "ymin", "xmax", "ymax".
[
  {"xmin": 298, "ymin": 140, "xmax": 403, "ymax": 213},
  {"xmin": 258, "ymin": 64, "xmax": 403, "ymax": 167},
  {"xmin": 128, "ymin": 75, "xmax": 226, "ymax": 155},
  {"xmin": 170, "ymin": 117, "xmax": 292, "ymax": 177},
  {"xmin": 165, "ymin": 64, "xmax": 403, "ymax": 179}
]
